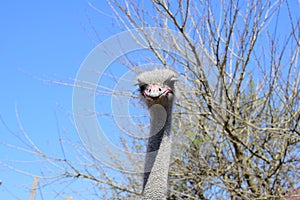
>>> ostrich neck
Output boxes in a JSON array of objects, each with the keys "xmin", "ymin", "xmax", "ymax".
[{"xmin": 143, "ymin": 103, "xmax": 173, "ymax": 199}]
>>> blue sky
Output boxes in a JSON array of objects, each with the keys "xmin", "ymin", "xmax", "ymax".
[{"xmin": 0, "ymin": 1, "xmax": 118, "ymax": 199}]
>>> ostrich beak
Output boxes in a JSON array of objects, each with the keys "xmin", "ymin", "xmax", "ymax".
[{"xmin": 143, "ymin": 84, "xmax": 173, "ymax": 100}]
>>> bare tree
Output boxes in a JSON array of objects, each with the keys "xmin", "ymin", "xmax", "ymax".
[
  {"xmin": 1, "ymin": 0, "xmax": 299, "ymax": 199},
  {"xmin": 106, "ymin": 0, "xmax": 300, "ymax": 199}
]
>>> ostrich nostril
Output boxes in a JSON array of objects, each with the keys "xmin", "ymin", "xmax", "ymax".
[
  {"xmin": 159, "ymin": 88, "xmax": 161, "ymax": 91},
  {"xmin": 148, "ymin": 89, "xmax": 151, "ymax": 92}
]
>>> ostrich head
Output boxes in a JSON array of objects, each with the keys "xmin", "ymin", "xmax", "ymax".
[
  {"xmin": 137, "ymin": 69, "xmax": 178, "ymax": 198},
  {"xmin": 137, "ymin": 69, "xmax": 178, "ymax": 108}
]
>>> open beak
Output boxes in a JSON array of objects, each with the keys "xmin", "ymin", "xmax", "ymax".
[{"xmin": 143, "ymin": 85, "xmax": 173, "ymax": 100}]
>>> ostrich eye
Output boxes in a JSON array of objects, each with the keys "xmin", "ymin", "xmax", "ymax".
[{"xmin": 139, "ymin": 84, "xmax": 147, "ymax": 93}]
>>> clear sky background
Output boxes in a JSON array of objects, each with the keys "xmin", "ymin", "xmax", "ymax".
[{"xmin": 0, "ymin": 1, "xmax": 118, "ymax": 199}]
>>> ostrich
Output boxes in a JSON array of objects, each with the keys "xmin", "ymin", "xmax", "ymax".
[{"xmin": 136, "ymin": 68, "xmax": 178, "ymax": 199}]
